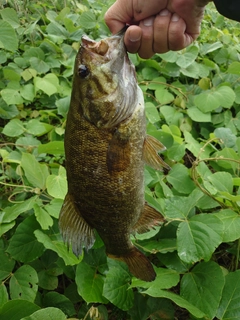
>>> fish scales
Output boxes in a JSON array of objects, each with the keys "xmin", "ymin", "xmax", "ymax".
[{"xmin": 59, "ymin": 30, "xmax": 170, "ymax": 282}]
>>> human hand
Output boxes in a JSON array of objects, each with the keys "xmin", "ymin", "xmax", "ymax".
[{"xmin": 105, "ymin": 0, "xmax": 211, "ymax": 58}]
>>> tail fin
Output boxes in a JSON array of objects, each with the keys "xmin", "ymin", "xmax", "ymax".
[{"xmin": 108, "ymin": 247, "xmax": 156, "ymax": 282}]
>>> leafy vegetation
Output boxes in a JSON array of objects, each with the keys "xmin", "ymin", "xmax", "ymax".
[{"xmin": 0, "ymin": 0, "xmax": 240, "ymax": 319}]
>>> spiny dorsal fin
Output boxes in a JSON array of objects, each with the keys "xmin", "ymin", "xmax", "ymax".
[
  {"xmin": 108, "ymin": 246, "xmax": 156, "ymax": 282},
  {"xmin": 143, "ymin": 134, "xmax": 171, "ymax": 171},
  {"xmin": 133, "ymin": 202, "xmax": 165, "ymax": 234},
  {"xmin": 59, "ymin": 193, "xmax": 95, "ymax": 256}
]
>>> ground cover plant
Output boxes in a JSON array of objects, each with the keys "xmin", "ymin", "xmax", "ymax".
[{"xmin": 0, "ymin": 0, "xmax": 240, "ymax": 319}]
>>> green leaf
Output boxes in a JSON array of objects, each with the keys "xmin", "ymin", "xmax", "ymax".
[
  {"xmin": 0, "ymin": 251, "xmax": 15, "ymax": 281},
  {"xmin": 181, "ymin": 261, "xmax": 225, "ymax": 319},
  {"xmin": 2, "ymin": 118, "xmax": 25, "ymax": 137},
  {"xmin": 166, "ymin": 163, "xmax": 195, "ymax": 195},
  {"xmin": 217, "ymin": 270, "xmax": 240, "ymax": 319},
  {"xmin": 76, "ymin": 261, "xmax": 108, "ymax": 304},
  {"xmin": 0, "ymin": 8, "xmax": 20, "ymax": 28},
  {"xmin": 214, "ymin": 127, "xmax": 237, "ymax": 147},
  {"xmin": 20, "ymin": 83, "xmax": 35, "ymax": 102},
  {"xmin": 26, "ymin": 119, "xmax": 53, "ymax": 136},
  {"xmin": 21, "ymin": 307, "xmax": 67, "ymax": 320},
  {"xmin": 0, "ymin": 300, "xmax": 40, "ymax": 320},
  {"xmin": 43, "ymin": 292, "xmax": 75, "ymax": 317},
  {"xmin": 216, "ymin": 209, "xmax": 240, "ymax": 242},
  {"xmin": 177, "ymin": 214, "xmax": 223, "ymax": 264},
  {"xmin": 103, "ymin": 259, "xmax": 133, "ymax": 311},
  {"xmin": 0, "ymin": 20, "xmax": 18, "ymax": 51},
  {"xmin": 187, "ymin": 106, "xmax": 211, "ymax": 122},
  {"xmin": 38, "ymin": 141, "xmax": 64, "ymax": 155},
  {"xmin": 7, "ymin": 215, "xmax": 45, "ymax": 263},
  {"xmin": 21, "ymin": 153, "xmax": 49, "ymax": 189},
  {"xmin": 0, "ymin": 101, "xmax": 19, "ymax": 119},
  {"xmin": 0, "ymin": 283, "xmax": 8, "ymax": 308},
  {"xmin": 46, "ymin": 166, "xmax": 67, "ymax": 200},
  {"xmin": 207, "ymin": 172, "xmax": 233, "ymax": 194},
  {"xmin": 145, "ymin": 102, "xmax": 160, "ymax": 123},
  {"xmin": 176, "ymin": 45, "xmax": 198, "ymax": 68},
  {"xmin": 155, "ymin": 87, "xmax": 174, "ymax": 105},
  {"xmin": 79, "ymin": 11, "xmax": 97, "ymax": 29},
  {"xmin": 34, "ymin": 73, "xmax": 59, "ymax": 96},
  {"xmin": 34, "ymin": 230, "xmax": 82, "ymax": 266},
  {"xmin": 227, "ymin": 61, "xmax": 240, "ymax": 75},
  {"xmin": 143, "ymin": 289, "xmax": 206, "ymax": 319},
  {"xmin": 194, "ymin": 86, "xmax": 236, "ymax": 112},
  {"xmin": 9, "ymin": 265, "xmax": 38, "ymax": 302},
  {"xmin": 1, "ymin": 88, "xmax": 24, "ymax": 105},
  {"xmin": 33, "ymin": 204, "xmax": 53, "ymax": 230},
  {"xmin": 29, "ymin": 57, "xmax": 50, "ymax": 74}
]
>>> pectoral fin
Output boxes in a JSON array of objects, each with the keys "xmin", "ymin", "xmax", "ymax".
[
  {"xmin": 143, "ymin": 135, "xmax": 171, "ymax": 171},
  {"xmin": 59, "ymin": 193, "xmax": 95, "ymax": 256},
  {"xmin": 107, "ymin": 131, "xmax": 130, "ymax": 174},
  {"xmin": 133, "ymin": 202, "xmax": 165, "ymax": 234}
]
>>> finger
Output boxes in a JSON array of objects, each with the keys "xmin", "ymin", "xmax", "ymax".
[
  {"xmin": 153, "ymin": 9, "xmax": 172, "ymax": 54},
  {"xmin": 137, "ymin": 16, "xmax": 155, "ymax": 59},
  {"xmin": 124, "ymin": 26, "xmax": 142, "ymax": 54},
  {"xmin": 168, "ymin": 14, "xmax": 193, "ymax": 51}
]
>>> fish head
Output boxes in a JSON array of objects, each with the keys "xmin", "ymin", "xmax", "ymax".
[{"xmin": 73, "ymin": 31, "xmax": 139, "ymax": 128}]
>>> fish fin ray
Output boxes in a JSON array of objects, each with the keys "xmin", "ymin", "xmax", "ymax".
[
  {"xmin": 133, "ymin": 203, "xmax": 165, "ymax": 234},
  {"xmin": 108, "ymin": 247, "xmax": 156, "ymax": 282},
  {"xmin": 143, "ymin": 134, "xmax": 170, "ymax": 171},
  {"xmin": 107, "ymin": 131, "xmax": 130, "ymax": 174},
  {"xmin": 59, "ymin": 193, "xmax": 95, "ymax": 256}
]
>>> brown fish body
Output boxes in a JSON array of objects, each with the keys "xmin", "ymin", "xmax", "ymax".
[{"xmin": 59, "ymin": 31, "xmax": 169, "ymax": 281}]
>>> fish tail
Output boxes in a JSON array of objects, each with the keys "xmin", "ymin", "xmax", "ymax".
[{"xmin": 108, "ymin": 247, "xmax": 156, "ymax": 282}]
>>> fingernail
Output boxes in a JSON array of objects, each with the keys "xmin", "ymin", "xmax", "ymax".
[
  {"xmin": 143, "ymin": 17, "xmax": 154, "ymax": 27},
  {"xmin": 129, "ymin": 33, "xmax": 141, "ymax": 42},
  {"xmin": 171, "ymin": 13, "xmax": 179, "ymax": 22},
  {"xmin": 159, "ymin": 9, "xmax": 169, "ymax": 16}
]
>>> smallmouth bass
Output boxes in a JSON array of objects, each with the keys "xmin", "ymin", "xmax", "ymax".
[{"xmin": 59, "ymin": 30, "xmax": 170, "ymax": 282}]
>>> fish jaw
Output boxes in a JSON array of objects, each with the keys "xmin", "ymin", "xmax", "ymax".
[{"xmin": 73, "ymin": 33, "xmax": 139, "ymax": 129}]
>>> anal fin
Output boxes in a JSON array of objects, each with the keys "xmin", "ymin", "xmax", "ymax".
[
  {"xmin": 133, "ymin": 203, "xmax": 165, "ymax": 234},
  {"xmin": 59, "ymin": 193, "xmax": 95, "ymax": 256},
  {"xmin": 108, "ymin": 247, "xmax": 156, "ymax": 282},
  {"xmin": 143, "ymin": 134, "xmax": 171, "ymax": 171}
]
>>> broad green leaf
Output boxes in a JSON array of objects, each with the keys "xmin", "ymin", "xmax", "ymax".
[
  {"xmin": 34, "ymin": 73, "xmax": 59, "ymax": 96},
  {"xmin": 2, "ymin": 118, "xmax": 25, "ymax": 137},
  {"xmin": 158, "ymin": 51, "xmax": 178, "ymax": 63},
  {"xmin": 76, "ymin": 261, "xmax": 108, "ymax": 304},
  {"xmin": 1, "ymin": 88, "xmax": 23, "ymax": 105},
  {"xmin": 29, "ymin": 57, "xmax": 50, "ymax": 74},
  {"xmin": 181, "ymin": 261, "xmax": 225, "ymax": 319},
  {"xmin": 103, "ymin": 260, "xmax": 133, "ymax": 311},
  {"xmin": 46, "ymin": 166, "xmax": 67, "ymax": 200},
  {"xmin": 176, "ymin": 45, "xmax": 199, "ymax": 68},
  {"xmin": 184, "ymin": 131, "xmax": 211, "ymax": 159},
  {"xmin": 9, "ymin": 265, "xmax": 38, "ymax": 302},
  {"xmin": 20, "ymin": 83, "xmax": 35, "ymax": 102},
  {"xmin": 21, "ymin": 307, "xmax": 67, "ymax": 320},
  {"xmin": 131, "ymin": 267, "xmax": 180, "ymax": 291},
  {"xmin": 34, "ymin": 230, "xmax": 82, "ymax": 266},
  {"xmin": 45, "ymin": 199, "xmax": 63, "ymax": 219},
  {"xmin": 166, "ymin": 163, "xmax": 195, "ymax": 195},
  {"xmin": 42, "ymin": 292, "xmax": 75, "ymax": 317},
  {"xmin": 1, "ymin": 196, "xmax": 38, "ymax": 223},
  {"xmin": 216, "ymin": 209, "xmax": 240, "ymax": 242},
  {"xmin": 207, "ymin": 172, "xmax": 233, "ymax": 194},
  {"xmin": 217, "ymin": 270, "xmax": 240, "ymax": 319},
  {"xmin": 0, "ymin": 251, "xmax": 15, "ymax": 281},
  {"xmin": 26, "ymin": 119, "xmax": 53, "ymax": 136},
  {"xmin": 0, "ymin": 20, "xmax": 18, "ymax": 51},
  {"xmin": 194, "ymin": 86, "xmax": 236, "ymax": 113},
  {"xmin": 38, "ymin": 270, "xmax": 58, "ymax": 291},
  {"xmin": 0, "ymin": 283, "xmax": 8, "ymax": 308},
  {"xmin": 145, "ymin": 102, "xmax": 160, "ymax": 123},
  {"xmin": 21, "ymin": 153, "xmax": 49, "ymax": 189},
  {"xmin": 187, "ymin": 106, "xmax": 211, "ymax": 122},
  {"xmin": 143, "ymin": 289, "xmax": 206, "ymax": 319},
  {"xmin": 0, "ymin": 101, "xmax": 19, "ymax": 119},
  {"xmin": 227, "ymin": 61, "xmax": 240, "ymax": 75},
  {"xmin": 177, "ymin": 214, "xmax": 223, "ymax": 264},
  {"xmin": 214, "ymin": 127, "xmax": 237, "ymax": 148},
  {"xmin": 0, "ymin": 8, "xmax": 20, "ymax": 28},
  {"xmin": 33, "ymin": 204, "xmax": 53, "ymax": 230},
  {"xmin": 0, "ymin": 300, "xmax": 40, "ymax": 320},
  {"xmin": 38, "ymin": 141, "xmax": 64, "ymax": 155},
  {"xmin": 135, "ymin": 238, "xmax": 176, "ymax": 254},
  {"xmin": 160, "ymin": 105, "xmax": 183, "ymax": 127},
  {"xmin": 155, "ymin": 87, "xmax": 174, "ymax": 105},
  {"xmin": 79, "ymin": 11, "xmax": 97, "ymax": 29}
]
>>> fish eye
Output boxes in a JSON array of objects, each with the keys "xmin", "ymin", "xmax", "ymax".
[{"xmin": 78, "ymin": 64, "xmax": 89, "ymax": 78}]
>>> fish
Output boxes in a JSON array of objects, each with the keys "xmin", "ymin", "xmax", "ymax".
[{"xmin": 59, "ymin": 29, "xmax": 170, "ymax": 282}]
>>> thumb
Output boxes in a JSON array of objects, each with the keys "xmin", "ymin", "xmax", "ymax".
[{"xmin": 104, "ymin": 1, "xmax": 131, "ymax": 34}]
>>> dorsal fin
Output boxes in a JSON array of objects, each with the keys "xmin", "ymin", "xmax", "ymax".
[
  {"xmin": 143, "ymin": 134, "xmax": 171, "ymax": 171},
  {"xmin": 59, "ymin": 193, "xmax": 95, "ymax": 256}
]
